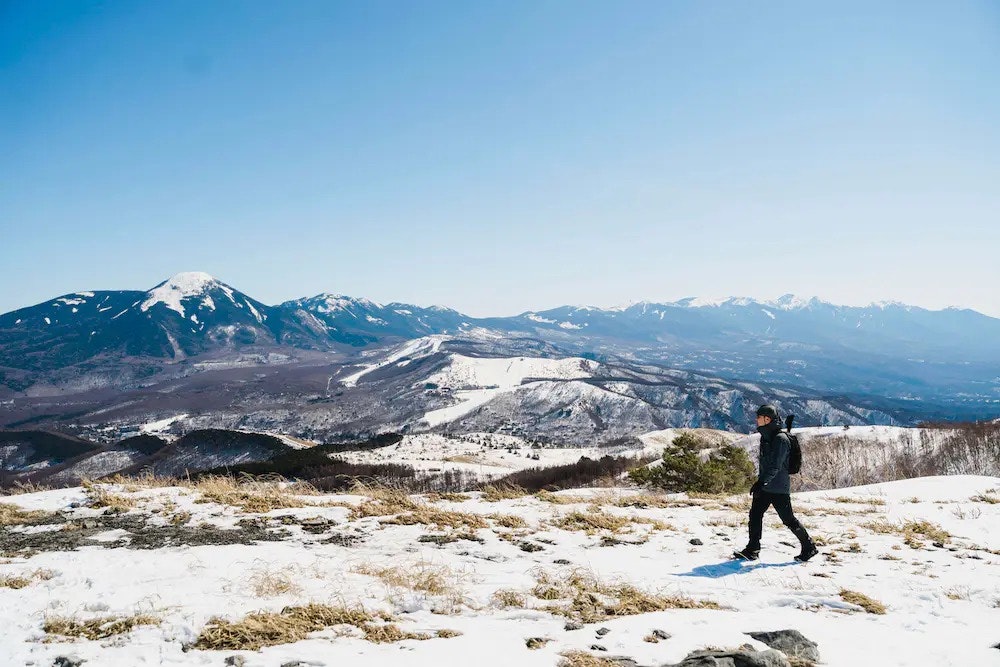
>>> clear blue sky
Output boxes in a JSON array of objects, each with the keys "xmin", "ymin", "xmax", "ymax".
[{"xmin": 2, "ymin": 0, "xmax": 999, "ymax": 317}]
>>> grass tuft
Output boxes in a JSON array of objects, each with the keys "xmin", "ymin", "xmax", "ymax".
[
  {"xmin": 839, "ymin": 589, "xmax": 887, "ymax": 614},
  {"xmin": 193, "ymin": 603, "xmax": 448, "ymax": 649},
  {"xmin": 480, "ymin": 484, "xmax": 530, "ymax": 502},
  {"xmin": 0, "ymin": 503, "xmax": 58, "ymax": 527},
  {"xmin": 44, "ymin": 614, "xmax": 160, "ymax": 640},
  {"xmin": 529, "ymin": 569, "xmax": 721, "ymax": 623},
  {"xmin": 558, "ymin": 651, "xmax": 624, "ymax": 667}
]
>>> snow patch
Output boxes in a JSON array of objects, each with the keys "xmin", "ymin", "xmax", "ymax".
[{"xmin": 141, "ymin": 272, "xmax": 226, "ymax": 318}]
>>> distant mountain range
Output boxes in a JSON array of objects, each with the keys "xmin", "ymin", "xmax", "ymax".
[{"xmin": 1, "ymin": 272, "xmax": 997, "ymax": 438}]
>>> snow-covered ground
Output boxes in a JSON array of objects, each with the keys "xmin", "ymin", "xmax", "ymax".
[
  {"xmin": 334, "ymin": 432, "xmax": 650, "ymax": 480},
  {"xmin": 2, "ymin": 475, "xmax": 999, "ymax": 666}
]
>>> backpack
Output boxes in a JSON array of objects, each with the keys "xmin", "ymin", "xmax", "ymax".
[{"xmin": 785, "ymin": 414, "xmax": 802, "ymax": 474}]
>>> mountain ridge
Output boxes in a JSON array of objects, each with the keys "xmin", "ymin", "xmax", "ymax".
[{"xmin": 2, "ymin": 273, "xmax": 998, "ymax": 418}]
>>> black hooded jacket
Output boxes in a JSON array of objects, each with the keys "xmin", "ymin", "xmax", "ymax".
[{"xmin": 757, "ymin": 421, "xmax": 791, "ymax": 494}]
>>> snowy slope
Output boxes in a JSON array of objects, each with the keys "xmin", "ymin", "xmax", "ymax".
[{"xmin": 2, "ymin": 476, "xmax": 999, "ymax": 666}]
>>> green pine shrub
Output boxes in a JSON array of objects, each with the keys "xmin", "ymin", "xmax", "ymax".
[{"xmin": 628, "ymin": 432, "xmax": 755, "ymax": 494}]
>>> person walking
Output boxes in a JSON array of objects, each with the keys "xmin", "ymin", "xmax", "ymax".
[{"xmin": 734, "ymin": 405, "xmax": 818, "ymax": 562}]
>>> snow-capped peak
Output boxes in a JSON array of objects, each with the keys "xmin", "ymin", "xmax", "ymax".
[
  {"xmin": 769, "ymin": 294, "xmax": 817, "ymax": 310},
  {"xmin": 141, "ymin": 272, "xmax": 233, "ymax": 317},
  {"xmin": 306, "ymin": 294, "xmax": 383, "ymax": 315}
]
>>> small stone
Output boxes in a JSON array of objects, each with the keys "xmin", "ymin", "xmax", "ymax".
[
  {"xmin": 689, "ymin": 538, "xmax": 704, "ymax": 546},
  {"xmin": 553, "ymin": 558, "xmax": 572, "ymax": 565},
  {"xmin": 932, "ymin": 541, "xmax": 945, "ymax": 549},
  {"xmin": 564, "ymin": 621, "xmax": 583, "ymax": 631},
  {"xmin": 52, "ymin": 658, "xmax": 85, "ymax": 667},
  {"xmin": 590, "ymin": 644, "xmax": 607, "ymax": 651},
  {"xmin": 68, "ymin": 502, "xmax": 81, "ymax": 509},
  {"xmin": 596, "ymin": 627, "xmax": 611, "ymax": 636},
  {"xmin": 526, "ymin": 637, "xmax": 550, "ymax": 650},
  {"xmin": 519, "ymin": 541, "xmax": 544, "ymax": 553},
  {"xmin": 224, "ymin": 656, "xmax": 246, "ymax": 667},
  {"xmin": 81, "ymin": 519, "xmax": 98, "ymax": 529},
  {"xmin": 652, "ymin": 629, "xmax": 670, "ymax": 640}
]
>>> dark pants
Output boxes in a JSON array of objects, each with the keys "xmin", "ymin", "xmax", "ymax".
[{"xmin": 748, "ymin": 490, "xmax": 812, "ymax": 550}]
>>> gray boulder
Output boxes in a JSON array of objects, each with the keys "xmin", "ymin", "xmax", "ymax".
[
  {"xmin": 746, "ymin": 630, "xmax": 820, "ymax": 663},
  {"xmin": 672, "ymin": 648, "xmax": 791, "ymax": 667}
]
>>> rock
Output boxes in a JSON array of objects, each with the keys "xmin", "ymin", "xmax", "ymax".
[
  {"xmin": 300, "ymin": 516, "xmax": 327, "ymax": 526},
  {"xmin": 68, "ymin": 502, "xmax": 81, "ymax": 509},
  {"xmin": 52, "ymin": 658, "xmax": 85, "ymax": 667},
  {"xmin": 746, "ymin": 630, "xmax": 820, "ymax": 663},
  {"xmin": 652, "ymin": 629, "xmax": 671, "ymax": 640},
  {"xmin": 553, "ymin": 558, "xmax": 572, "ymax": 565},
  {"xmin": 519, "ymin": 541, "xmax": 544, "ymax": 553},
  {"xmin": 526, "ymin": 637, "xmax": 550, "ymax": 649},
  {"xmin": 673, "ymin": 648, "xmax": 790, "ymax": 667},
  {"xmin": 564, "ymin": 621, "xmax": 584, "ymax": 631},
  {"xmin": 596, "ymin": 627, "xmax": 611, "ymax": 636},
  {"xmin": 81, "ymin": 519, "xmax": 99, "ymax": 529},
  {"xmin": 689, "ymin": 538, "xmax": 704, "ymax": 546},
  {"xmin": 932, "ymin": 541, "xmax": 945, "ymax": 549},
  {"xmin": 591, "ymin": 644, "xmax": 608, "ymax": 651},
  {"xmin": 224, "ymin": 656, "xmax": 246, "ymax": 667}
]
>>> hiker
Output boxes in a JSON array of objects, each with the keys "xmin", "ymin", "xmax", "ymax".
[{"xmin": 734, "ymin": 405, "xmax": 818, "ymax": 562}]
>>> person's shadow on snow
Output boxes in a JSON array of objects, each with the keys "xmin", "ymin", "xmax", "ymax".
[{"xmin": 674, "ymin": 560, "xmax": 798, "ymax": 578}]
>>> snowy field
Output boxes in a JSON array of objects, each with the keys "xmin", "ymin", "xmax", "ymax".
[
  {"xmin": 2, "ymin": 475, "xmax": 999, "ymax": 666},
  {"xmin": 333, "ymin": 432, "xmax": 657, "ymax": 480}
]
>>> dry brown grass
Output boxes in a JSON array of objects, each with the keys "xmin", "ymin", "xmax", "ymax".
[
  {"xmin": 529, "ymin": 569, "xmax": 721, "ymax": 623},
  {"xmin": 443, "ymin": 455, "xmax": 480, "ymax": 464},
  {"xmin": 424, "ymin": 492, "xmax": 471, "ymax": 503},
  {"xmin": 382, "ymin": 506, "xmax": 488, "ymax": 531},
  {"xmin": 0, "ymin": 481, "xmax": 51, "ymax": 495},
  {"xmin": 190, "ymin": 475, "xmax": 311, "ymax": 513},
  {"xmin": 558, "ymin": 650, "xmax": 628, "ymax": 667},
  {"xmin": 552, "ymin": 511, "xmax": 671, "ymax": 534},
  {"xmin": 0, "ymin": 503, "xmax": 58, "ymax": 526},
  {"xmin": 481, "ymin": 483, "xmax": 530, "ymax": 502},
  {"xmin": 44, "ymin": 614, "xmax": 160, "ymax": 640},
  {"xmin": 353, "ymin": 561, "xmax": 470, "ymax": 614},
  {"xmin": 839, "ymin": 589, "xmax": 887, "ymax": 614},
  {"xmin": 535, "ymin": 491, "xmax": 593, "ymax": 505},
  {"xmin": 488, "ymin": 513, "xmax": 528, "ymax": 529},
  {"xmin": 0, "ymin": 568, "xmax": 55, "ymax": 590},
  {"xmin": 612, "ymin": 493, "xmax": 699, "ymax": 509},
  {"xmin": 832, "ymin": 496, "xmax": 886, "ymax": 505},
  {"xmin": 861, "ymin": 519, "xmax": 950, "ymax": 547},
  {"xmin": 81, "ymin": 480, "xmax": 137, "ymax": 512},
  {"xmin": 971, "ymin": 493, "xmax": 1000, "ymax": 504},
  {"xmin": 193, "ymin": 603, "xmax": 455, "ymax": 650},
  {"xmin": 491, "ymin": 589, "xmax": 528, "ymax": 608},
  {"xmin": 247, "ymin": 565, "xmax": 304, "ymax": 598},
  {"xmin": 353, "ymin": 562, "xmax": 462, "ymax": 597},
  {"xmin": 0, "ymin": 575, "xmax": 31, "ymax": 589}
]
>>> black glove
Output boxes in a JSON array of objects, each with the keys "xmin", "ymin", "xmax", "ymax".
[{"xmin": 750, "ymin": 480, "xmax": 762, "ymax": 495}]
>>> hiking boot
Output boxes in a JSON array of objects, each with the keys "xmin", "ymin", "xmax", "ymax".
[
  {"xmin": 794, "ymin": 545, "xmax": 819, "ymax": 562},
  {"xmin": 733, "ymin": 546, "xmax": 760, "ymax": 561}
]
